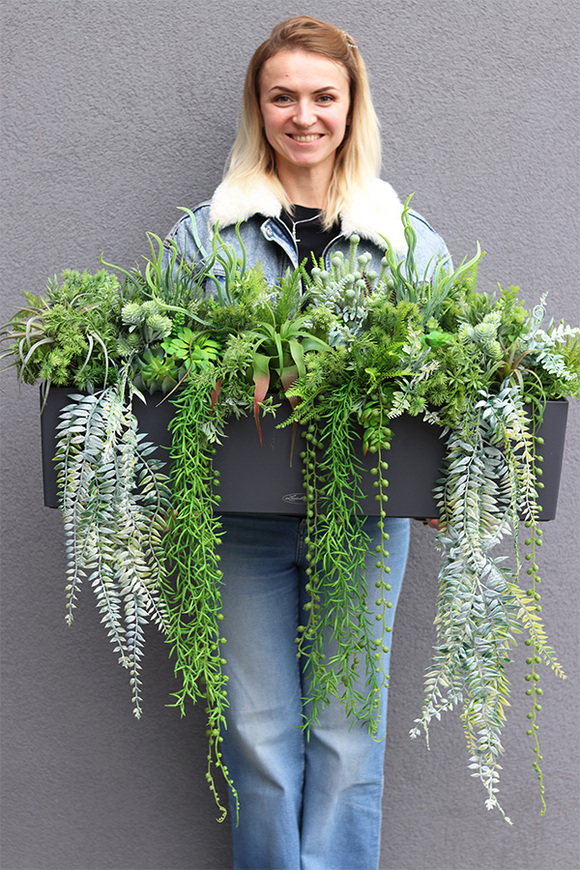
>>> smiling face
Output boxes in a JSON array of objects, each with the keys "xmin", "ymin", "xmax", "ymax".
[{"xmin": 258, "ymin": 49, "xmax": 351, "ymax": 192}]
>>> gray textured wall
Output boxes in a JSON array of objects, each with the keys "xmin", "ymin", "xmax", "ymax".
[{"xmin": 1, "ymin": 1, "xmax": 578, "ymax": 868}]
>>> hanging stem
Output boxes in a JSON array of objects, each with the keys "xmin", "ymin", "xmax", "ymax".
[{"xmin": 160, "ymin": 373, "xmax": 237, "ymax": 822}]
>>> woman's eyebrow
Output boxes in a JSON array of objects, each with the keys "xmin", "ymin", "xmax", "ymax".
[{"xmin": 267, "ymin": 84, "xmax": 341, "ymax": 94}]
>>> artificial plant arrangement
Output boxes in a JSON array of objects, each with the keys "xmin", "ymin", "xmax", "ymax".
[{"xmin": 2, "ymin": 201, "xmax": 579, "ymax": 824}]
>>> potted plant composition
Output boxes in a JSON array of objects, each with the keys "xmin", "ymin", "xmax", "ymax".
[{"xmin": 2, "ymin": 202, "xmax": 578, "ymax": 824}]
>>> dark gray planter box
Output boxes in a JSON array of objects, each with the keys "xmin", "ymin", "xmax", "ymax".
[{"xmin": 40, "ymin": 388, "xmax": 568, "ymax": 520}]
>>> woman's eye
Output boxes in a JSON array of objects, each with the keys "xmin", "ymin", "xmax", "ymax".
[
  {"xmin": 317, "ymin": 95, "xmax": 334, "ymax": 103},
  {"xmin": 273, "ymin": 95, "xmax": 292, "ymax": 104}
]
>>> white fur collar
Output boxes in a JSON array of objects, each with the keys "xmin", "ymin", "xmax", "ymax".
[{"xmin": 209, "ymin": 176, "xmax": 407, "ymax": 255}]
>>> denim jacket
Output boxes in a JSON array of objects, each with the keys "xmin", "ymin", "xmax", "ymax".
[{"xmin": 162, "ymin": 175, "xmax": 451, "ymax": 285}]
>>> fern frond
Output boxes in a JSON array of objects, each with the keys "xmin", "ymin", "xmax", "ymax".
[
  {"xmin": 53, "ymin": 372, "xmax": 172, "ymax": 717},
  {"xmin": 506, "ymin": 583, "xmax": 566, "ymax": 678},
  {"xmin": 413, "ymin": 399, "xmax": 546, "ymax": 821}
]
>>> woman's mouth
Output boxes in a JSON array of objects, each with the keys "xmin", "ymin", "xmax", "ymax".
[{"xmin": 287, "ymin": 134, "xmax": 323, "ymax": 142}]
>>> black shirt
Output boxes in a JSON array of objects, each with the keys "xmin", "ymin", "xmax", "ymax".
[{"xmin": 280, "ymin": 205, "xmax": 341, "ymax": 274}]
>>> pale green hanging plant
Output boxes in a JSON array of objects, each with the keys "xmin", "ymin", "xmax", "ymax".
[
  {"xmin": 54, "ymin": 367, "xmax": 172, "ymax": 717},
  {"xmin": 410, "ymin": 383, "xmax": 566, "ymax": 823}
]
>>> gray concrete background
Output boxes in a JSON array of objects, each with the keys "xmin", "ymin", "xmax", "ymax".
[{"xmin": 1, "ymin": 1, "xmax": 578, "ymax": 868}]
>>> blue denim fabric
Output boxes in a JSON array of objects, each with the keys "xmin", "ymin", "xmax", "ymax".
[
  {"xmin": 163, "ymin": 206, "xmax": 451, "ymax": 288},
  {"xmin": 217, "ymin": 513, "xmax": 411, "ymax": 870}
]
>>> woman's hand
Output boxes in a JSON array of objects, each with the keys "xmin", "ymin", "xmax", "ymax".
[
  {"xmin": 415, "ymin": 518, "xmax": 442, "ymax": 530},
  {"xmin": 425, "ymin": 518, "xmax": 441, "ymax": 530}
]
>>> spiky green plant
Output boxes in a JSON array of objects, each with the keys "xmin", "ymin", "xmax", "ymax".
[{"xmin": 0, "ymin": 269, "xmax": 120, "ymax": 398}]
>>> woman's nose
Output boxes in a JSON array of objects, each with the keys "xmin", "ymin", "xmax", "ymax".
[{"xmin": 293, "ymin": 100, "xmax": 315, "ymax": 126}]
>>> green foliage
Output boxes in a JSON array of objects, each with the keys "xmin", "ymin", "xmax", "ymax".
[
  {"xmin": 105, "ymin": 229, "xmax": 206, "ymax": 315},
  {"xmin": 308, "ymin": 236, "xmax": 375, "ymax": 341},
  {"xmin": 367, "ymin": 297, "xmax": 422, "ymax": 341},
  {"xmin": 159, "ymin": 370, "xmax": 236, "ymax": 822},
  {"xmin": 162, "ymin": 329, "xmax": 221, "ymax": 368},
  {"xmin": 297, "ymin": 387, "xmax": 380, "ymax": 729},
  {"xmin": 294, "ymin": 384, "xmax": 401, "ymax": 738},
  {"xmin": 132, "ymin": 347, "xmax": 181, "ymax": 395},
  {"xmin": 409, "ymin": 385, "xmax": 566, "ymax": 822},
  {"xmin": 54, "ymin": 370, "xmax": 172, "ymax": 717},
  {"xmin": 269, "ymin": 265, "xmax": 303, "ymax": 325},
  {"xmin": 1, "ymin": 269, "xmax": 120, "ymax": 391},
  {"xmin": 120, "ymin": 299, "xmax": 173, "ymax": 352},
  {"xmin": 4, "ymin": 205, "xmax": 579, "ymax": 824},
  {"xmin": 132, "ymin": 329, "xmax": 223, "ymax": 395}
]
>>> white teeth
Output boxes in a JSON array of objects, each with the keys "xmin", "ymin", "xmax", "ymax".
[{"xmin": 290, "ymin": 134, "xmax": 321, "ymax": 142}]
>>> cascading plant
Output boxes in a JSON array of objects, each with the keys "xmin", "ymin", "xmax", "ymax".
[
  {"xmin": 54, "ymin": 367, "xmax": 173, "ymax": 717},
  {"xmin": 1, "ymin": 200, "xmax": 578, "ymax": 824}
]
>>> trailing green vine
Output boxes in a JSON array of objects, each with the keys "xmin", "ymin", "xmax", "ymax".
[
  {"xmin": 160, "ymin": 369, "xmax": 237, "ymax": 822},
  {"xmin": 364, "ymin": 400, "xmax": 396, "ymax": 722},
  {"xmin": 521, "ymin": 518, "xmax": 549, "ymax": 814},
  {"xmin": 298, "ymin": 386, "xmax": 379, "ymax": 730}
]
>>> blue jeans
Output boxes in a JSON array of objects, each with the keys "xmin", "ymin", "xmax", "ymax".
[{"xmin": 217, "ymin": 513, "xmax": 410, "ymax": 870}]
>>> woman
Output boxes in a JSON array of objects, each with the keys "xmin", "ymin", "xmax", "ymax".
[{"xmin": 164, "ymin": 16, "xmax": 450, "ymax": 870}]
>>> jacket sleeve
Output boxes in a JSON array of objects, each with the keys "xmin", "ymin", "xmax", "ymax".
[
  {"xmin": 408, "ymin": 211, "xmax": 453, "ymax": 278},
  {"xmin": 161, "ymin": 204, "xmax": 214, "ymax": 272}
]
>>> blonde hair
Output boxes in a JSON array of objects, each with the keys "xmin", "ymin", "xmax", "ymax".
[{"xmin": 224, "ymin": 16, "xmax": 382, "ymax": 228}]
